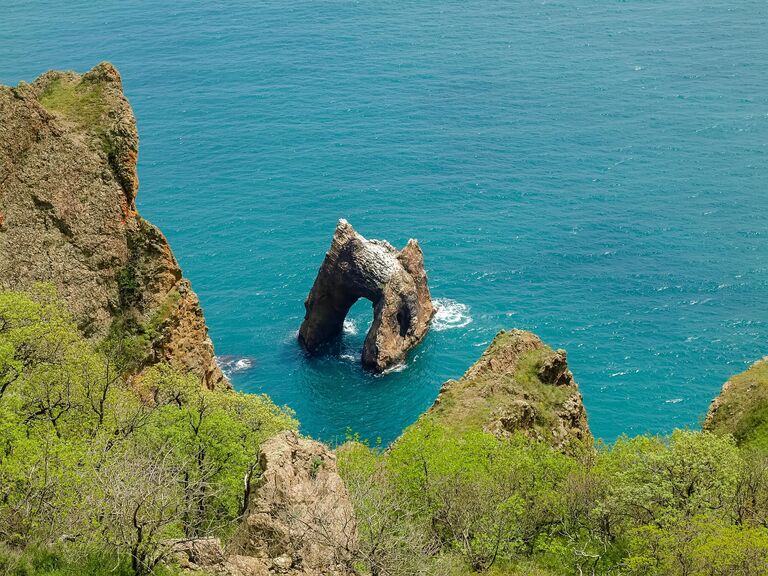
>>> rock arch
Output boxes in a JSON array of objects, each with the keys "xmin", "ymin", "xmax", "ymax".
[{"xmin": 298, "ymin": 219, "xmax": 434, "ymax": 372}]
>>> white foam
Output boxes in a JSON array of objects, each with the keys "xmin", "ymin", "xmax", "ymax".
[
  {"xmin": 215, "ymin": 355, "xmax": 256, "ymax": 377},
  {"xmin": 343, "ymin": 319, "xmax": 358, "ymax": 336},
  {"xmin": 431, "ymin": 298, "xmax": 472, "ymax": 331},
  {"xmin": 665, "ymin": 398, "xmax": 683, "ymax": 404},
  {"xmin": 234, "ymin": 358, "xmax": 253, "ymax": 371},
  {"xmin": 378, "ymin": 362, "xmax": 407, "ymax": 376}
]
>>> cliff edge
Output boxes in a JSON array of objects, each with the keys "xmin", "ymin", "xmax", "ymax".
[
  {"xmin": 704, "ymin": 357, "xmax": 768, "ymax": 451},
  {"xmin": 429, "ymin": 329, "xmax": 591, "ymax": 452},
  {"xmin": 0, "ymin": 63, "xmax": 225, "ymax": 388}
]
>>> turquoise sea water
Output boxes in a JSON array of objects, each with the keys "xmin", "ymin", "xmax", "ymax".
[{"xmin": 2, "ymin": 1, "xmax": 767, "ymax": 445}]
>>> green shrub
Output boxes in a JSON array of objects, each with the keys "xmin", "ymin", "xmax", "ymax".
[{"xmin": 0, "ymin": 287, "xmax": 295, "ymax": 575}]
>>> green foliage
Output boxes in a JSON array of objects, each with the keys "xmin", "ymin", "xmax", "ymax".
[
  {"xmin": 0, "ymin": 543, "xmax": 134, "ymax": 576},
  {"xmin": 0, "ymin": 287, "xmax": 295, "ymax": 575},
  {"xmin": 339, "ymin": 420, "xmax": 768, "ymax": 576},
  {"xmin": 733, "ymin": 400, "xmax": 768, "ymax": 452},
  {"xmin": 4, "ymin": 285, "xmax": 768, "ymax": 575},
  {"xmin": 39, "ymin": 79, "xmax": 105, "ymax": 131},
  {"xmin": 597, "ymin": 430, "xmax": 741, "ymax": 529},
  {"xmin": 117, "ymin": 264, "xmax": 141, "ymax": 309},
  {"xmin": 0, "ymin": 542, "xmax": 197, "ymax": 576},
  {"xmin": 706, "ymin": 359, "xmax": 768, "ymax": 451},
  {"xmin": 427, "ymin": 333, "xmax": 584, "ymax": 454},
  {"xmin": 339, "ymin": 418, "xmax": 578, "ymax": 574},
  {"xmin": 146, "ymin": 291, "xmax": 181, "ymax": 339},
  {"xmin": 624, "ymin": 517, "xmax": 768, "ymax": 576}
]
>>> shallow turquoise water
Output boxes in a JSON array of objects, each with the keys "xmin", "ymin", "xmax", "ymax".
[{"xmin": 2, "ymin": 1, "xmax": 767, "ymax": 444}]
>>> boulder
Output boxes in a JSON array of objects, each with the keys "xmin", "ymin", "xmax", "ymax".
[
  {"xmin": 537, "ymin": 349, "xmax": 574, "ymax": 386},
  {"xmin": 170, "ymin": 537, "xmax": 227, "ymax": 570},
  {"xmin": 298, "ymin": 219, "xmax": 434, "ymax": 372},
  {"xmin": 230, "ymin": 431, "xmax": 357, "ymax": 575}
]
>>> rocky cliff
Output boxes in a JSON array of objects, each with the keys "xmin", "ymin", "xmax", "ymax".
[
  {"xmin": 0, "ymin": 63, "xmax": 225, "ymax": 388},
  {"xmin": 704, "ymin": 357, "xmax": 768, "ymax": 450},
  {"xmin": 429, "ymin": 329, "xmax": 591, "ymax": 452}
]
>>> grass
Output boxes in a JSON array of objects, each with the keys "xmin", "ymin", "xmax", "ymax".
[
  {"xmin": 39, "ymin": 79, "xmax": 105, "ymax": 131},
  {"xmin": 430, "ymin": 331, "xmax": 572, "ymax": 441},
  {"xmin": 707, "ymin": 359, "xmax": 768, "ymax": 450},
  {"xmin": 734, "ymin": 401, "xmax": 768, "ymax": 451},
  {"xmin": 39, "ymin": 78, "xmax": 113, "ymax": 155},
  {"xmin": 0, "ymin": 544, "xmax": 132, "ymax": 576},
  {"xmin": 146, "ymin": 290, "xmax": 182, "ymax": 338},
  {"xmin": 0, "ymin": 544, "xmax": 198, "ymax": 576}
]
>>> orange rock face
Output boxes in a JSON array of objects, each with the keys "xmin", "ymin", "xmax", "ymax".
[{"xmin": 0, "ymin": 63, "xmax": 226, "ymax": 389}]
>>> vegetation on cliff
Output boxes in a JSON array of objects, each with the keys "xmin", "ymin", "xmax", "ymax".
[
  {"xmin": 0, "ymin": 287, "xmax": 295, "ymax": 575},
  {"xmin": 704, "ymin": 357, "xmax": 768, "ymax": 452},
  {"xmin": 339, "ymin": 419, "xmax": 768, "ymax": 575},
  {"xmin": 5, "ymin": 63, "xmax": 768, "ymax": 576},
  {"xmin": 428, "ymin": 330, "xmax": 590, "ymax": 453},
  {"xmin": 0, "ymin": 63, "xmax": 226, "ymax": 389},
  {"xmin": 336, "ymin": 332, "xmax": 768, "ymax": 576},
  {"xmin": 2, "ymin": 286, "xmax": 768, "ymax": 576}
]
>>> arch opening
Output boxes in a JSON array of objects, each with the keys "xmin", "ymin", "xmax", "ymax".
[{"xmin": 298, "ymin": 219, "xmax": 435, "ymax": 373}]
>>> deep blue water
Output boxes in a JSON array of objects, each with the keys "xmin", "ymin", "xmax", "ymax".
[{"xmin": 2, "ymin": 1, "xmax": 767, "ymax": 445}]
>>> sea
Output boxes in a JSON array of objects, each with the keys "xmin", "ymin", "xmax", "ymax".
[{"xmin": 2, "ymin": 0, "xmax": 767, "ymax": 445}]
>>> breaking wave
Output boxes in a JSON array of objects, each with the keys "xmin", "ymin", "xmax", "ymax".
[
  {"xmin": 343, "ymin": 319, "xmax": 358, "ymax": 336},
  {"xmin": 216, "ymin": 355, "xmax": 255, "ymax": 377},
  {"xmin": 431, "ymin": 298, "xmax": 472, "ymax": 331},
  {"xmin": 378, "ymin": 362, "xmax": 408, "ymax": 376}
]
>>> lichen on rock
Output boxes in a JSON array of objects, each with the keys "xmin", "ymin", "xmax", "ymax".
[{"xmin": 298, "ymin": 219, "xmax": 434, "ymax": 372}]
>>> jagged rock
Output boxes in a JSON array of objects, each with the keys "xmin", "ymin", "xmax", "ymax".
[
  {"xmin": 537, "ymin": 349, "xmax": 574, "ymax": 386},
  {"xmin": 298, "ymin": 219, "xmax": 434, "ymax": 372},
  {"xmin": 0, "ymin": 63, "xmax": 225, "ymax": 389},
  {"xmin": 170, "ymin": 538, "xmax": 227, "ymax": 570},
  {"xmin": 484, "ymin": 400, "xmax": 537, "ymax": 436},
  {"xmin": 230, "ymin": 430, "xmax": 357, "ymax": 575},
  {"xmin": 224, "ymin": 556, "xmax": 270, "ymax": 576},
  {"xmin": 429, "ymin": 330, "xmax": 591, "ymax": 452},
  {"xmin": 170, "ymin": 539, "xmax": 272, "ymax": 576}
]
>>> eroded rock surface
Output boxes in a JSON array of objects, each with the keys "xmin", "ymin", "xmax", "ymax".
[
  {"xmin": 229, "ymin": 430, "xmax": 357, "ymax": 575},
  {"xmin": 0, "ymin": 63, "xmax": 225, "ymax": 388},
  {"xmin": 298, "ymin": 219, "xmax": 434, "ymax": 372},
  {"xmin": 429, "ymin": 330, "xmax": 591, "ymax": 452}
]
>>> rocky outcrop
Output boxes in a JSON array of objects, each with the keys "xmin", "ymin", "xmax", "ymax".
[
  {"xmin": 0, "ymin": 63, "xmax": 225, "ymax": 388},
  {"xmin": 167, "ymin": 431, "xmax": 357, "ymax": 576},
  {"xmin": 429, "ymin": 330, "xmax": 591, "ymax": 452},
  {"xmin": 704, "ymin": 357, "xmax": 768, "ymax": 448},
  {"xmin": 226, "ymin": 430, "xmax": 357, "ymax": 575},
  {"xmin": 298, "ymin": 219, "xmax": 434, "ymax": 372}
]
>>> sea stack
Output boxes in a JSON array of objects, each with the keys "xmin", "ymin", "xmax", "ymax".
[{"xmin": 298, "ymin": 219, "xmax": 434, "ymax": 372}]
